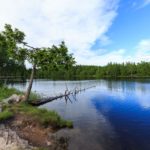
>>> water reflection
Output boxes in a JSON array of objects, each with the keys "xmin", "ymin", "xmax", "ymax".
[
  {"xmin": 42, "ymin": 92, "xmax": 121, "ymax": 150},
  {"xmin": 7, "ymin": 79, "xmax": 150, "ymax": 150},
  {"xmin": 8, "ymin": 79, "xmax": 97, "ymax": 97},
  {"xmin": 92, "ymin": 92, "xmax": 150, "ymax": 150}
]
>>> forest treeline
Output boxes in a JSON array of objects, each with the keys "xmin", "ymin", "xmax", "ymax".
[
  {"xmin": 1, "ymin": 44, "xmax": 150, "ymax": 79},
  {"xmin": 1, "ymin": 57, "xmax": 150, "ymax": 80},
  {"xmin": 35, "ymin": 61, "xmax": 150, "ymax": 79},
  {"xmin": 0, "ymin": 25, "xmax": 150, "ymax": 80},
  {"xmin": 0, "ymin": 45, "xmax": 150, "ymax": 79}
]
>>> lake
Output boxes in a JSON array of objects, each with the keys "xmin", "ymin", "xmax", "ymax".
[{"xmin": 8, "ymin": 79, "xmax": 150, "ymax": 150}]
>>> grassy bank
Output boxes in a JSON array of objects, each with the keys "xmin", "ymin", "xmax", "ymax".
[
  {"xmin": 0, "ymin": 86, "xmax": 22, "ymax": 101},
  {"xmin": 0, "ymin": 110, "xmax": 14, "ymax": 121},
  {"xmin": 0, "ymin": 86, "xmax": 73, "ymax": 128},
  {"xmin": 0, "ymin": 86, "xmax": 40, "ymax": 102},
  {"xmin": 1, "ymin": 102, "xmax": 73, "ymax": 128}
]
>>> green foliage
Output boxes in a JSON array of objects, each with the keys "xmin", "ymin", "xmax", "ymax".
[
  {"xmin": 1, "ymin": 24, "xmax": 75, "ymax": 70},
  {"xmin": 0, "ymin": 33, "xmax": 8, "ymax": 66},
  {"xmin": 0, "ymin": 24, "xmax": 75, "ymax": 77},
  {"xmin": 2, "ymin": 24, "xmax": 26, "ymax": 62},
  {"xmin": 0, "ymin": 24, "xmax": 75, "ymax": 101},
  {"xmin": 1, "ymin": 24, "xmax": 150, "ymax": 80},
  {"xmin": 28, "ymin": 41, "xmax": 75, "ymax": 70},
  {"xmin": 0, "ymin": 24, "xmax": 26, "ymax": 77},
  {"xmin": 0, "ymin": 110, "xmax": 14, "ymax": 121}
]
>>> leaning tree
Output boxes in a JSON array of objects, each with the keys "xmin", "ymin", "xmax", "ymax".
[{"xmin": 2, "ymin": 24, "xmax": 75, "ymax": 101}]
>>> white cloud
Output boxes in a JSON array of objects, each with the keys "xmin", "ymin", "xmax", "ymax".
[
  {"xmin": 1, "ymin": 0, "xmax": 149, "ymax": 66},
  {"xmin": 134, "ymin": 39, "xmax": 150, "ymax": 62},
  {"xmin": 0, "ymin": 0, "xmax": 119, "ymax": 65},
  {"xmin": 75, "ymin": 48, "xmax": 128, "ymax": 65},
  {"xmin": 138, "ymin": 0, "xmax": 150, "ymax": 8},
  {"xmin": 77, "ymin": 39, "xmax": 150, "ymax": 66},
  {"xmin": 132, "ymin": 0, "xmax": 150, "ymax": 9},
  {"xmin": 143, "ymin": 0, "xmax": 150, "ymax": 6},
  {"xmin": 136, "ymin": 39, "xmax": 150, "ymax": 52}
]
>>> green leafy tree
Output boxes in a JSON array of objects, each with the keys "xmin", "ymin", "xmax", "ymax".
[
  {"xmin": 1, "ymin": 24, "xmax": 75, "ymax": 101},
  {"xmin": 0, "ymin": 33, "xmax": 8, "ymax": 70}
]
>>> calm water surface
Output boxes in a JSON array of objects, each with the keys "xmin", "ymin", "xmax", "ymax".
[{"xmin": 9, "ymin": 79, "xmax": 150, "ymax": 150}]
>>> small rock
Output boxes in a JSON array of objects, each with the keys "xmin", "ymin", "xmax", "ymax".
[
  {"xmin": 4, "ymin": 94, "xmax": 25, "ymax": 104},
  {"xmin": 46, "ymin": 140, "xmax": 52, "ymax": 146},
  {"xmin": 0, "ymin": 124, "xmax": 36, "ymax": 150}
]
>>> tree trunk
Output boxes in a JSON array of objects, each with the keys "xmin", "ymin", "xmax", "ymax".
[{"xmin": 24, "ymin": 64, "xmax": 36, "ymax": 101}]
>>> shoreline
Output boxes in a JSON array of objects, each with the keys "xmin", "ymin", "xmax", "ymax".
[
  {"xmin": 0, "ymin": 103, "xmax": 71, "ymax": 150},
  {"xmin": 0, "ymin": 124, "xmax": 35, "ymax": 150},
  {"xmin": 0, "ymin": 86, "xmax": 72, "ymax": 150},
  {"xmin": 0, "ymin": 118, "xmax": 70, "ymax": 150}
]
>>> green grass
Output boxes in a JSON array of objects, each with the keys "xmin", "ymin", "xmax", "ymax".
[
  {"xmin": 0, "ymin": 85, "xmax": 41, "ymax": 102},
  {"xmin": 0, "ymin": 110, "xmax": 14, "ymax": 121},
  {"xmin": 13, "ymin": 103, "xmax": 73, "ymax": 128},
  {"xmin": 29, "ymin": 92, "xmax": 41, "ymax": 101},
  {"xmin": 0, "ymin": 86, "xmax": 73, "ymax": 128},
  {"xmin": 1, "ymin": 102, "xmax": 73, "ymax": 128},
  {"xmin": 0, "ymin": 86, "xmax": 22, "ymax": 101}
]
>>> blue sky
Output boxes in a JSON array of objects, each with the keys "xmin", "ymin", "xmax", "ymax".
[
  {"xmin": 0, "ymin": 0, "xmax": 150, "ymax": 65},
  {"xmin": 105, "ymin": 0, "xmax": 150, "ymax": 54}
]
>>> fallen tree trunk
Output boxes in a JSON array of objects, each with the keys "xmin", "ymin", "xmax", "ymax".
[{"xmin": 28, "ymin": 86, "xmax": 96, "ymax": 106}]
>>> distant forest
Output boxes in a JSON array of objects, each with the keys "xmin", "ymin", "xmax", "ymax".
[
  {"xmin": 1, "ymin": 60, "xmax": 150, "ymax": 79},
  {"xmin": 36, "ymin": 62, "xmax": 150, "ymax": 79},
  {"xmin": 1, "ymin": 24, "xmax": 150, "ymax": 80}
]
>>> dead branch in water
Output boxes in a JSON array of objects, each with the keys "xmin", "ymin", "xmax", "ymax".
[{"xmin": 29, "ymin": 85, "xmax": 96, "ymax": 106}]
